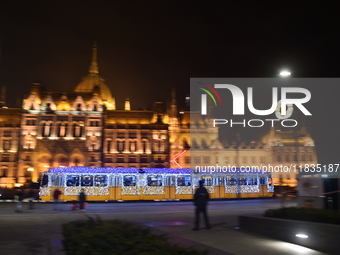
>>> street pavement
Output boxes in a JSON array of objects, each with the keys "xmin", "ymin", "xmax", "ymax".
[{"xmin": 0, "ymin": 198, "xmax": 329, "ymax": 255}]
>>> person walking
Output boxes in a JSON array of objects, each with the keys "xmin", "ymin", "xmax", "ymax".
[
  {"xmin": 27, "ymin": 188, "xmax": 36, "ymax": 210},
  {"xmin": 15, "ymin": 188, "xmax": 24, "ymax": 213},
  {"xmin": 193, "ymin": 180, "xmax": 210, "ymax": 231},
  {"xmin": 78, "ymin": 189, "xmax": 86, "ymax": 211},
  {"xmin": 53, "ymin": 188, "xmax": 62, "ymax": 210}
]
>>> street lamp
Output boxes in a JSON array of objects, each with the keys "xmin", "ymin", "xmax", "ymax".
[{"xmin": 279, "ymin": 70, "xmax": 291, "ymax": 77}]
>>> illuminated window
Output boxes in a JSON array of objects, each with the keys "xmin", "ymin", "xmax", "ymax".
[
  {"xmin": 124, "ymin": 176, "xmax": 136, "ymax": 186},
  {"xmin": 147, "ymin": 175, "xmax": 162, "ymax": 186},
  {"xmin": 177, "ymin": 176, "xmax": 191, "ymax": 186},
  {"xmin": 94, "ymin": 175, "xmax": 107, "ymax": 186},
  {"xmin": 239, "ymin": 178, "xmax": 246, "ymax": 185},
  {"xmin": 66, "ymin": 175, "xmax": 80, "ymax": 186},
  {"xmin": 129, "ymin": 140, "xmax": 137, "ymax": 152},
  {"xmin": 226, "ymin": 177, "xmax": 237, "ymax": 186},
  {"xmin": 81, "ymin": 175, "xmax": 93, "ymax": 186},
  {"xmin": 43, "ymin": 122, "xmax": 52, "ymax": 137},
  {"xmin": 202, "ymin": 176, "xmax": 212, "ymax": 186},
  {"xmin": 117, "ymin": 140, "xmax": 124, "ymax": 153}
]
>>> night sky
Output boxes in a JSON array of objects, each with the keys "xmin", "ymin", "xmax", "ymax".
[{"xmin": 0, "ymin": 1, "xmax": 339, "ymax": 165}]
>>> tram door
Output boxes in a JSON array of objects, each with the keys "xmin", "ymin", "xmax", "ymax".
[
  {"xmin": 214, "ymin": 177, "xmax": 224, "ymax": 198},
  {"xmin": 164, "ymin": 176, "xmax": 176, "ymax": 199},
  {"xmin": 109, "ymin": 176, "xmax": 119, "ymax": 200}
]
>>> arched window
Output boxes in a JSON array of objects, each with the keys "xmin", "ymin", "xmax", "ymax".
[
  {"xmin": 154, "ymin": 139, "xmax": 164, "ymax": 153},
  {"xmin": 107, "ymin": 140, "xmax": 112, "ymax": 153},
  {"xmin": 43, "ymin": 122, "xmax": 52, "ymax": 137},
  {"xmin": 24, "ymin": 135, "xmax": 34, "ymax": 149},
  {"xmin": 142, "ymin": 140, "xmax": 148, "ymax": 153},
  {"xmin": 130, "ymin": 140, "xmax": 136, "ymax": 152},
  {"xmin": 73, "ymin": 123, "xmax": 83, "ymax": 137},
  {"xmin": 117, "ymin": 140, "xmax": 124, "ymax": 153},
  {"xmin": 277, "ymin": 154, "xmax": 282, "ymax": 162},
  {"xmin": 1, "ymin": 167, "xmax": 8, "ymax": 177},
  {"xmin": 3, "ymin": 140, "xmax": 10, "ymax": 150}
]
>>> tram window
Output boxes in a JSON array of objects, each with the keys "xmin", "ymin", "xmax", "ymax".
[
  {"xmin": 259, "ymin": 177, "xmax": 267, "ymax": 185},
  {"xmin": 177, "ymin": 176, "xmax": 192, "ymax": 186},
  {"xmin": 239, "ymin": 178, "xmax": 246, "ymax": 185},
  {"xmin": 52, "ymin": 176, "xmax": 58, "ymax": 186},
  {"xmin": 123, "ymin": 176, "xmax": 136, "ymax": 186},
  {"xmin": 52, "ymin": 176, "xmax": 63, "ymax": 186},
  {"xmin": 247, "ymin": 178, "xmax": 256, "ymax": 185},
  {"xmin": 41, "ymin": 174, "xmax": 49, "ymax": 187},
  {"xmin": 226, "ymin": 177, "xmax": 237, "ymax": 186},
  {"xmin": 94, "ymin": 175, "xmax": 108, "ymax": 187},
  {"xmin": 202, "ymin": 176, "xmax": 213, "ymax": 186},
  {"xmin": 147, "ymin": 175, "xmax": 162, "ymax": 186},
  {"xmin": 81, "ymin": 176, "xmax": 93, "ymax": 186},
  {"xmin": 66, "ymin": 175, "xmax": 80, "ymax": 186}
]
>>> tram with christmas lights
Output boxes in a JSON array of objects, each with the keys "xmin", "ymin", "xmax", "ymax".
[{"xmin": 39, "ymin": 167, "xmax": 274, "ymax": 201}]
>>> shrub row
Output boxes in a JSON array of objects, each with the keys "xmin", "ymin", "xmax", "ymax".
[
  {"xmin": 264, "ymin": 207, "xmax": 340, "ymax": 225},
  {"xmin": 63, "ymin": 217, "xmax": 207, "ymax": 255}
]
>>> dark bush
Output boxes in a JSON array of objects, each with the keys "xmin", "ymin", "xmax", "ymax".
[
  {"xmin": 264, "ymin": 207, "xmax": 340, "ymax": 225},
  {"xmin": 63, "ymin": 216, "xmax": 208, "ymax": 255}
]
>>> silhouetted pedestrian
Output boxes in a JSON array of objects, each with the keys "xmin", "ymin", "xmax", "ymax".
[
  {"xmin": 53, "ymin": 188, "xmax": 62, "ymax": 210},
  {"xmin": 79, "ymin": 189, "xmax": 86, "ymax": 211},
  {"xmin": 193, "ymin": 180, "xmax": 210, "ymax": 230},
  {"xmin": 15, "ymin": 188, "xmax": 24, "ymax": 213},
  {"xmin": 27, "ymin": 188, "xmax": 36, "ymax": 210}
]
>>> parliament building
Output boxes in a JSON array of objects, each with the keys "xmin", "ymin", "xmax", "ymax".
[{"xmin": 0, "ymin": 45, "xmax": 318, "ymax": 188}]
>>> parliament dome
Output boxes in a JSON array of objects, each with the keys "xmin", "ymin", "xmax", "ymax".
[{"xmin": 74, "ymin": 43, "xmax": 115, "ymax": 110}]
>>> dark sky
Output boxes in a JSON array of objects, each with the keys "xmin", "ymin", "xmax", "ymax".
[{"xmin": 0, "ymin": 1, "xmax": 339, "ymax": 165}]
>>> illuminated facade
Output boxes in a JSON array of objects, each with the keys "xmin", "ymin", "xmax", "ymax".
[{"xmin": 0, "ymin": 45, "xmax": 318, "ymax": 187}]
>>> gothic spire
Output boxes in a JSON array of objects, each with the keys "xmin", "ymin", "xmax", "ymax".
[{"xmin": 89, "ymin": 42, "xmax": 99, "ymax": 74}]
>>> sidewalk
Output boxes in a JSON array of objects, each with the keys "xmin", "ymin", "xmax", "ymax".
[{"xmin": 0, "ymin": 200, "xmax": 330, "ymax": 255}]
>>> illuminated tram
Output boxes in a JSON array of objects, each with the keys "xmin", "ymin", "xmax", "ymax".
[{"xmin": 39, "ymin": 167, "xmax": 274, "ymax": 201}]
